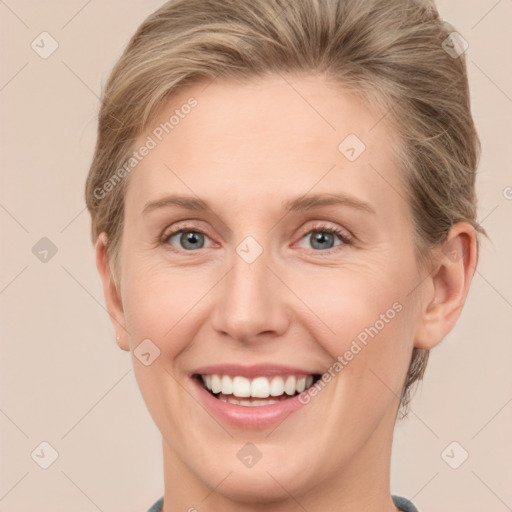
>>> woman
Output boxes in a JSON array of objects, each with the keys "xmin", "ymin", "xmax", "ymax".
[{"xmin": 85, "ymin": 0, "xmax": 485, "ymax": 510}]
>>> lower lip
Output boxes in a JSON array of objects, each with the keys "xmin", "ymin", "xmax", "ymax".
[{"xmin": 191, "ymin": 377, "xmax": 309, "ymax": 429}]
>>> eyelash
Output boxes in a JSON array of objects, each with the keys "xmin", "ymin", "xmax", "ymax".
[{"xmin": 159, "ymin": 222, "xmax": 353, "ymax": 254}]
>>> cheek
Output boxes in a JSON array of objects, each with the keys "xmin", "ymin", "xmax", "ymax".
[
  {"xmin": 122, "ymin": 273, "xmax": 193, "ymax": 353},
  {"xmin": 293, "ymin": 264, "xmax": 416, "ymax": 392},
  {"xmin": 119, "ymin": 265, "xmax": 203, "ymax": 429},
  {"xmin": 120, "ymin": 253, "xmax": 219, "ymax": 367},
  {"xmin": 291, "ymin": 263, "xmax": 405, "ymax": 336}
]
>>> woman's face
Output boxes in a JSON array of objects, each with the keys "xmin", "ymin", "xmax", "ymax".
[{"xmin": 106, "ymin": 74, "xmax": 429, "ymax": 501}]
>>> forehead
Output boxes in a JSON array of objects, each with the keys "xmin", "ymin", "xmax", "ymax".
[{"xmin": 126, "ymin": 74, "xmax": 401, "ymax": 214}]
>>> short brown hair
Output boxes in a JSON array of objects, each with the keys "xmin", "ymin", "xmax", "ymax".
[{"xmin": 85, "ymin": 0, "xmax": 486, "ymax": 416}]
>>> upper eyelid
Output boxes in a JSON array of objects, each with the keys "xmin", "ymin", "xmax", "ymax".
[
  {"xmin": 161, "ymin": 219, "xmax": 211, "ymax": 237},
  {"xmin": 161, "ymin": 220, "xmax": 348, "ymax": 237}
]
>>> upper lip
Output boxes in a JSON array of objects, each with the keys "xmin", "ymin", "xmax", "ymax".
[{"xmin": 192, "ymin": 364, "xmax": 321, "ymax": 379}]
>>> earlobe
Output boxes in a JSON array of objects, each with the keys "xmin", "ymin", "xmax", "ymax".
[
  {"xmin": 413, "ymin": 223, "xmax": 478, "ymax": 350},
  {"xmin": 95, "ymin": 232, "xmax": 130, "ymax": 351}
]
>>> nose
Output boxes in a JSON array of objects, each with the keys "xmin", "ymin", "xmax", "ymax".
[{"xmin": 210, "ymin": 244, "xmax": 290, "ymax": 344}]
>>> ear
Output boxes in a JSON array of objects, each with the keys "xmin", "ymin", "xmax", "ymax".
[
  {"xmin": 413, "ymin": 222, "xmax": 478, "ymax": 349},
  {"xmin": 95, "ymin": 232, "xmax": 130, "ymax": 351}
]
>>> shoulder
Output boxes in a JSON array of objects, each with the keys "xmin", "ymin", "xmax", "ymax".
[
  {"xmin": 146, "ymin": 496, "xmax": 416, "ymax": 512},
  {"xmin": 146, "ymin": 496, "xmax": 164, "ymax": 512},
  {"xmin": 392, "ymin": 494, "xmax": 419, "ymax": 512}
]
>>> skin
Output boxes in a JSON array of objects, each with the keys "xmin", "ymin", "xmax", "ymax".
[{"xmin": 95, "ymin": 73, "xmax": 477, "ymax": 512}]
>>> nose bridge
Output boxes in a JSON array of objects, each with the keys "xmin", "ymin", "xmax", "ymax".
[{"xmin": 211, "ymin": 237, "xmax": 289, "ymax": 341}]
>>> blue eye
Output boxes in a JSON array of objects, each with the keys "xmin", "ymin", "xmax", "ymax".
[
  {"xmin": 306, "ymin": 230, "xmax": 338, "ymax": 250},
  {"xmin": 297, "ymin": 226, "xmax": 351, "ymax": 252},
  {"xmin": 161, "ymin": 224, "xmax": 352, "ymax": 253},
  {"xmin": 165, "ymin": 230, "xmax": 212, "ymax": 250}
]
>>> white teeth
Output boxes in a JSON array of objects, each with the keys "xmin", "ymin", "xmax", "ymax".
[
  {"xmin": 219, "ymin": 395, "xmax": 283, "ymax": 407},
  {"xmin": 232, "ymin": 376, "xmax": 251, "ymax": 397},
  {"xmin": 200, "ymin": 373, "xmax": 316, "ymax": 398},
  {"xmin": 270, "ymin": 376, "xmax": 285, "ymax": 396},
  {"xmin": 284, "ymin": 375, "xmax": 297, "ymax": 395},
  {"xmin": 251, "ymin": 377, "xmax": 270, "ymax": 398},
  {"xmin": 211, "ymin": 374, "xmax": 222, "ymax": 394},
  {"xmin": 221, "ymin": 375, "xmax": 233, "ymax": 395}
]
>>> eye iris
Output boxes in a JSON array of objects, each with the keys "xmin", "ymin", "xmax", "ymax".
[
  {"xmin": 181, "ymin": 231, "xmax": 204, "ymax": 250},
  {"xmin": 310, "ymin": 231, "xmax": 334, "ymax": 250},
  {"xmin": 172, "ymin": 229, "xmax": 340, "ymax": 251}
]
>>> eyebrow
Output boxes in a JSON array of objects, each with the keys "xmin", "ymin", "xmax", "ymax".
[
  {"xmin": 142, "ymin": 192, "xmax": 376, "ymax": 216},
  {"xmin": 283, "ymin": 193, "xmax": 376, "ymax": 215}
]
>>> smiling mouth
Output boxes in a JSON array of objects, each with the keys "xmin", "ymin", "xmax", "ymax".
[{"xmin": 194, "ymin": 373, "xmax": 322, "ymax": 407}]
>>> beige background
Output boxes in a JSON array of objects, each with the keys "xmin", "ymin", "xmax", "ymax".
[{"xmin": 1, "ymin": 1, "xmax": 511, "ymax": 511}]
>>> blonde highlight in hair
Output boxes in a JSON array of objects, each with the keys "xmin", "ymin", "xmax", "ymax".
[{"xmin": 85, "ymin": 0, "xmax": 486, "ymax": 416}]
